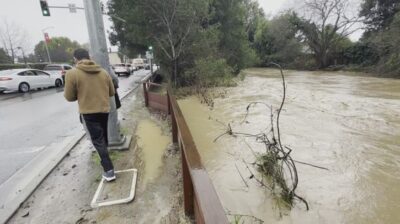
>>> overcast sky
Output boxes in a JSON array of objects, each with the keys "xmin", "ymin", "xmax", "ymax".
[
  {"xmin": 0, "ymin": 0, "xmax": 113, "ymax": 53},
  {"xmin": 0, "ymin": 0, "xmax": 362, "ymax": 54}
]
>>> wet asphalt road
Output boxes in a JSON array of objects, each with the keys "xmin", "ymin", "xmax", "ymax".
[{"xmin": 0, "ymin": 69, "xmax": 149, "ymax": 185}]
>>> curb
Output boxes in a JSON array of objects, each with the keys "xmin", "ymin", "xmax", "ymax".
[{"xmin": 0, "ymin": 132, "xmax": 85, "ymax": 224}]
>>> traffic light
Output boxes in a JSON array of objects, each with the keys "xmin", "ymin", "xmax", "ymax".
[{"xmin": 40, "ymin": 0, "xmax": 50, "ymax": 16}]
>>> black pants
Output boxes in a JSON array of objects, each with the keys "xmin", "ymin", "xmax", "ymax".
[{"xmin": 82, "ymin": 113, "xmax": 114, "ymax": 172}]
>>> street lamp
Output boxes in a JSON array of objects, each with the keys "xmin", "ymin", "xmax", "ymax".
[
  {"xmin": 41, "ymin": 26, "xmax": 54, "ymax": 64},
  {"xmin": 17, "ymin": 47, "xmax": 27, "ymax": 67}
]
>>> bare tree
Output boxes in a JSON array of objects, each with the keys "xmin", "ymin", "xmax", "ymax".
[
  {"xmin": 292, "ymin": 0, "xmax": 362, "ymax": 68},
  {"xmin": 0, "ymin": 19, "xmax": 30, "ymax": 64}
]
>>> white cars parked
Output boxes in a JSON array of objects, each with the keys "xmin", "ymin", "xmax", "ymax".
[{"xmin": 0, "ymin": 69, "xmax": 63, "ymax": 93}]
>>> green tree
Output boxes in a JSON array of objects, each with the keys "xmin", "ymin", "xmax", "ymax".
[
  {"xmin": 254, "ymin": 13, "xmax": 303, "ymax": 67},
  {"xmin": 369, "ymin": 11, "xmax": 400, "ymax": 74},
  {"xmin": 108, "ymin": 0, "xmax": 149, "ymax": 57},
  {"xmin": 360, "ymin": 0, "xmax": 400, "ymax": 32},
  {"xmin": 108, "ymin": 0, "xmax": 262, "ymax": 85},
  {"xmin": 34, "ymin": 37, "xmax": 82, "ymax": 63},
  {"xmin": 358, "ymin": 0, "xmax": 400, "ymax": 75},
  {"xmin": 144, "ymin": 0, "xmax": 209, "ymax": 85},
  {"xmin": 243, "ymin": 0, "xmax": 265, "ymax": 43},
  {"xmin": 209, "ymin": 0, "xmax": 258, "ymax": 73},
  {"xmin": 109, "ymin": 0, "xmax": 233, "ymax": 86},
  {"xmin": 342, "ymin": 41, "xmax": 379, "ymax": 65}
]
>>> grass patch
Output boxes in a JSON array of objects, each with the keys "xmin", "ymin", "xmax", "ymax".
[
  {"xmin": 120, "ymin": 127, "xmax": 130, "ymax": 136},
  {"xmin": 91, "ymin": 150, "xmax": 121, "ymax": 166}
]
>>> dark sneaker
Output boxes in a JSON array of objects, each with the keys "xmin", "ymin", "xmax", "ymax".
[{"xmin": 102, "ymin": 170, "xmax": 116, "ymax": 182}]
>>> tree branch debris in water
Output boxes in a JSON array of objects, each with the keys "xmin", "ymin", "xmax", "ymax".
[{"xmin": 215, "ymin": 63, "xmax": 314, "ymax": 210}]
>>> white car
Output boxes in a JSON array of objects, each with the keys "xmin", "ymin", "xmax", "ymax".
[
  {"xmin": 0, "ymin": 69, "xmax": 63, "ymax": 93},
  {"xmin": 43, "ymin": 64, "xmax": 73, "ymax": 84},
  {"xmin": 132, "ymin": 58, "xmax": 145, "ymax": 69},
  {"xmin": 112, "ymin": 63, "xmax": 133, "ymax": 76}
]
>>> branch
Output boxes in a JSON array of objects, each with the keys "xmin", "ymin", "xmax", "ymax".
[
  {"xmin": 268, "ymin": 62, "xmax": 286, "ymax": 151},
  {"xmin": 153, "ymin": 37, "xmax": 172, "ymax": 60},
  {"xmin": 242, "ymin": 159, "xmax": 272, "ymax": 190},
  {"xmin": 226, "ymin": 210, "xmax": 264, "ymax": 223},
  {"xmin": 293, "ymin": 159, "xmax": 329, "ymax": 170},
  {"xmin": 235, "ymin": 163, "xmax": 249, "ymax": 188}
]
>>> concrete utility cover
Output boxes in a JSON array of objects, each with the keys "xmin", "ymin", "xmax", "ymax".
[{"xmin": 91, "ymin": 169, "xmax": 137, "ymax": 208}]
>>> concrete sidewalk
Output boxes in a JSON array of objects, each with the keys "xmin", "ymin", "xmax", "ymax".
[
  {"xmin": 0, "ymin": 71, "xmax": 149, "ymax": 224},
  {"xmin": 6, "ymin": 86, "xmax": 189, "ymax": 224}
]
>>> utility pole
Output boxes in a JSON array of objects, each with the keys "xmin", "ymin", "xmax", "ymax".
[
  {"xmin": 43, "ymin": 34, "xmax": 51, "ymax": 63},
  {"xmin": 41, "ymin": 27, "xmax": 53, "ymax": 63},
  {"xmin": 83, "ymin": 0, "xmax": 131, "ymax": 150},
  {"xmin": 146, "ymin": 46, "xmax": 154, "ymax": 74}
]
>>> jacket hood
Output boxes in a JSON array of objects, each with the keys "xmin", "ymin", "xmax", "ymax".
[{"xmin": 76, "ymin": 59, "xmax": 102, "ymax": 74}]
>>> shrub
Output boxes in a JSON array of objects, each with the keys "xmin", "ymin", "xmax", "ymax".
[
  {"xmin": 0, "ymin": 64, "xmax": 27, "ymax": 70},
  {"xmin": 0, "ymin": 63, "xmax": 49, "ymax": 71},
  {"xmin": 183, "ymin": 57, "xmax": 234, "ymax": 87}
]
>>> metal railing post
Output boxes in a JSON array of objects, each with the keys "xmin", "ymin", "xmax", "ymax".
[
  {"xmin": 143, "ymin": 82, "xmax": 149, "ymax": 107},
  {"xmin": 181, "ymin": 145, "xmax": 194, "ymax": 216},
  {"xmin": 168, "ymin": 90, "xmax": 178, "ymax": 143}
]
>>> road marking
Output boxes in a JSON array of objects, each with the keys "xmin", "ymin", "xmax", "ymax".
[{"xmin": 0, "ymin": 146, "xmax": 46, "ymax": 155}]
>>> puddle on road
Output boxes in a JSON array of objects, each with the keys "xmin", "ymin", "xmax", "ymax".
[
  {"xmin": 136, "ymin": 119, "xmax": 170, "ymax": 186},
  {"xmin": 178, "ymin": 68, "xmax": 400, "ymax": 223}
]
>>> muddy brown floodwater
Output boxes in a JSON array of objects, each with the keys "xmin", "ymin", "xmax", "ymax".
[
  {"xmin": 178, "ymin": 68, "xmax": 400, "ymax": 223},
  {"xmin": 136, "ymin": 119, "xmax": 170, "ymax": 186}
]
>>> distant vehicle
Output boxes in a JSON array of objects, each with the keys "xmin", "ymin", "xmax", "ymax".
[
  {"xmin": 144, "ymin": 63, "xmax": 151, "ymax": 70},
  {"xmin": 0, "ymin": 69, "xmax": 63, "ymax": 93},
  {"xmin": 43, "ymin": 64, "xmax": 72, "ymax": 83},
  {"xmin": 132, "ymin": 58, "xmax": 145, "ymax": 69},
  {"xmin": 112, "ymin": 63, "xmax": 133, "ymax": 76}
]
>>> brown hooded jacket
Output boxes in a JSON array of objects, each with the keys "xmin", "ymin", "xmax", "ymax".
[{"xmin": 64, "ymin": 59, "xmax": 115, "ymax": 114}]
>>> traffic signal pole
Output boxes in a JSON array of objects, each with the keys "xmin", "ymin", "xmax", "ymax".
[
  {"xmin": 41, "ymin": 28, "xmax": 52, "ymax": 63},
  {"xmin": 83, "ymin": 0, "xmax": 131, "ymax": 150}
]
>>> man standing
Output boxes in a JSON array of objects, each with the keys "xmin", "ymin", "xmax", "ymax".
[{"xmin": 64, "ymin": 48, "xmax": 116, "ymax": 182}]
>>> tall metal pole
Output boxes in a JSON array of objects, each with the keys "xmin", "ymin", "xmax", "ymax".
[
  {"xmin": 150, "ymin": 58, "xmax": 153, "ymax": 74},
  {"xmin": 44, "ymin": 40, "xmax": 51, "ymax": 63},
  {"xmin": 83, "ymin": 0, "xmax": 130, "ymax": 150},
  {"xmin": 41, "ymin": 27, "xmax": 53, "ymax": 63}
]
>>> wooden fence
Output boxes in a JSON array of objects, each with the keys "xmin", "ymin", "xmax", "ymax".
[{"xmin": 142, "ymin": 76, "xmax": 228, "ymax": 223}]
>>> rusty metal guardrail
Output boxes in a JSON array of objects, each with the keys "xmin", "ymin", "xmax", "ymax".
[
  {"xmin": 142, "ymin": 74, "xmax": 169, "ymax": 112},
  {"xmin": 141, "ymin": 76, "xmax": 228, "ymax": 223}
]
